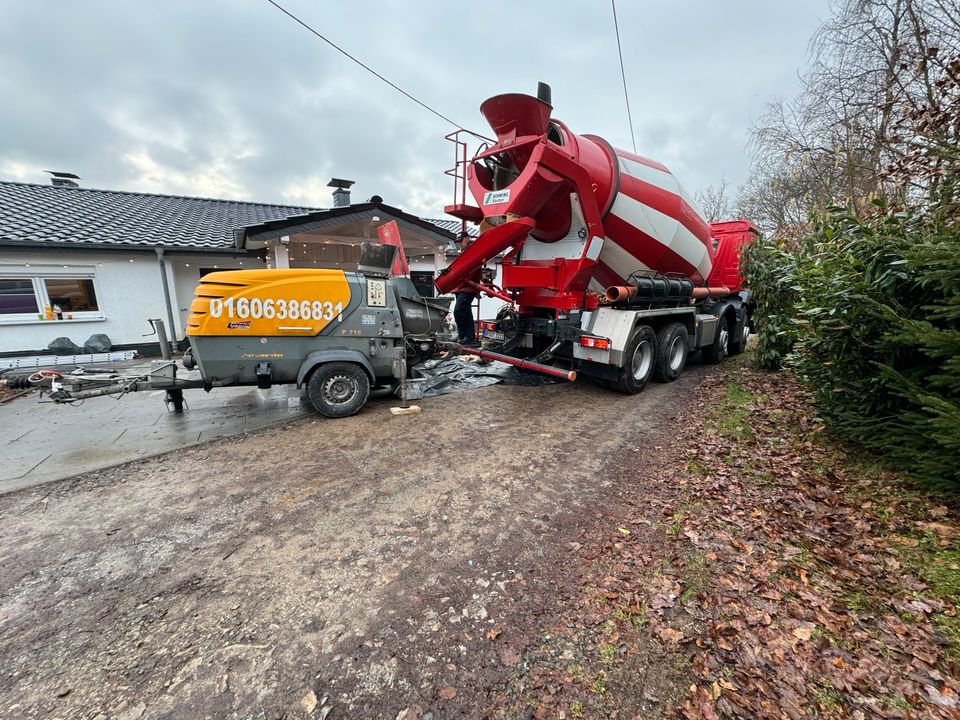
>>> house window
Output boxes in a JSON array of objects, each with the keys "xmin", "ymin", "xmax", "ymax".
[
  {"xmin": 0, "ymin": 272, "xmax": 103, "ymax": 323},
  {"xmin": 43, "ymin": 278, "xmax": 99, "ymax": 312},
  {"xmin": 0, "ymin": 278, "xmax": 40, "ymax": 315}
]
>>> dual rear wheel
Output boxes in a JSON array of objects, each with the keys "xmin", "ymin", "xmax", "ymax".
[{"xmin": 613, "ymin": 322, "xmax": 689, "ymax": 394}]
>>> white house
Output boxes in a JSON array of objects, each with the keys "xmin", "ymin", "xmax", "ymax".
[{"xmin": 0, "ymin": 178, "xmax": 487, "ymax": 357}]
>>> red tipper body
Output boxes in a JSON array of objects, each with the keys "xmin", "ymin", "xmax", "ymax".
[{"xmin": 436, "ymin": 92, "xmax": 759, "ymax": 313}]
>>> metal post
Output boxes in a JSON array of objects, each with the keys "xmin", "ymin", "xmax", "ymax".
[
  {"xmin": 154, "ymin": 248, "xmax": 180, "ymax": 353},
  {"xmin": 149, "ymin": 319, "xmax": 172, "ymax": 360},
  {"xmin": 272, "ymin": 237, "xmax": 291, "ymax": 268}
]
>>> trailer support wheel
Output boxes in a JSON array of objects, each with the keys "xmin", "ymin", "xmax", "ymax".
[
  {"xmin": 703, "ymin": 316, "xmax": 730, "ymax": 364},
  {"xmin": 654, "ymin": 322, "xmax": 689, "ymax": 382},
  {"xmin": 306, "ymin": 362, "xmax": 370, "ymax": 418},
  {"xmin": 165, "ymin": 388, "xmax": 185, "ymax": 413},
  {"xmin": 614, "ymin": 325, "xmax": 656, "ymax": 394}
]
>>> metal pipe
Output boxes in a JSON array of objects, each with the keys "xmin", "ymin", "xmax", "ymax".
[
  {"xmin": 460, "ymin": 347, "xmax": 576, "ymax": 381},
  {"xmin": 154, "ymin": 248, "xmax": 180, "ymax": 353},
  {"xmin": 149, "ymin": 319, "xmax": 172, "ymax": 360},
  {"xmin": 605, "ymin": 285, "xmax": 637, "ymax": 302},
  {"xmin": 691, "ymin": 286, "xmax": 731, "ymax": 298},
  {"xmin": 606, "ymin": 284, "xmax": 732, "ymax": 301}
]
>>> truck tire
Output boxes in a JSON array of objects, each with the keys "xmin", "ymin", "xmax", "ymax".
[
  {"xmin": 729, "ymin": 315, "xmax": 749, "ymax": 356},
  {"xmin": 613, "ymin": 325, "xmax": 656, "ymax": 394},
  {"xmin": 306, "ymin": 362, "xmax": 370, "ymax": 418},
  {"xmin": 702, "ymin": 315, "xmax": 730, "ymax": 364},
  {"xmin": 654, "ymin": 322, "xmax": 689, "ymax": 382}
]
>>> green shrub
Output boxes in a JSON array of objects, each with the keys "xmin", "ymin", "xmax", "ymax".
[
  {"xmin": 749, "ymin": 198, "xmax": 960, "ymax": 487},
  {"xmin": 741, "ymin": 238, "xmax": 800, "ymax": 370}
]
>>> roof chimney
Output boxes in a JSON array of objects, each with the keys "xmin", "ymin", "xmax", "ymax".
[
  {"xmin": 46, "ymin": 171, "xmax": 80, "ymax": 188},
  {"xmin": 327, "ymin": 178, "xmax": 355, "ymax": 208}
]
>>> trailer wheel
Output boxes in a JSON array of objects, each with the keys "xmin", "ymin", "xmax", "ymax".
[
  {"xmin": 654, "ymin": 323, "xmax": 689, "ymax": 382},
  {"xmin": 702, "ymin": 316, "xmax": 730, "ymax": 364},
  {"xmin": 306, "ymin": 362, "xmax": 370, "ymax": 418},
  {"xmin": 614, "ymin": 325, "xmax": 656, "ymax": 394},
  {"xmin": 165, "ymin": 388, "xmax": 185, "ymax": 413}
]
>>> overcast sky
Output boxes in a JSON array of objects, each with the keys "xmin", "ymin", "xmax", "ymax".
[{"xmin": 1, "ymin": 1, "xmax": 830, "ymax": 217}]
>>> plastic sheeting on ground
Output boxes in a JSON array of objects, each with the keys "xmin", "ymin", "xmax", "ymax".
[{"xmin": 410, "ymin": 355, "xmax": 561, "ymax": 398}]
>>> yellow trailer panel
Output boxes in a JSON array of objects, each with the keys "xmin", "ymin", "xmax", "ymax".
[{"xmin": 187, "ymin": 269, "xmax": 352, "ymax": 337}]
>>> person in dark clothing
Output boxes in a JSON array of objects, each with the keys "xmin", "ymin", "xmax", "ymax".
[
  {"xmin": 451, "ymin": 232, "xmax": 479, "ymax": 346},
  {"xmin": 453, "ymin": 290, "xmax": 478, "ymax": 345}
]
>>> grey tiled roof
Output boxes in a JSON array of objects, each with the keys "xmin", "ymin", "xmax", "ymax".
[
  {"xmin": 0, "ymin": 181, "xmax": 317, "ymax": 251},
  {"xmin": 423, "ymin": 217, "xmax": 480, "ymax": 237},
  {"xmin": 0, "ymin": 181, "xmax": 473, "ymax": 252}
]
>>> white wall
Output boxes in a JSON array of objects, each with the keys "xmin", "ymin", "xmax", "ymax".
[
  {"xmin": 0, "ymin": 250, "xmax": 169, "ymax": 353},
  {"xmin": 0, "ymin": 250, "xmax": 252, "ymax": 354}
]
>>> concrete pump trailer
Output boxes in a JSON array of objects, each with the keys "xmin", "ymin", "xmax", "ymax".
[{"xmin": 24, "ymin": 245, "xmax": 455, "ymax": 418}]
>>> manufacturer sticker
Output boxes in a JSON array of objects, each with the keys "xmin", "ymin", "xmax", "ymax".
[
  {"xmin": 361, "ymin": 314, "xmax": 376, "ymax": 325},
  {"xmin": 482, "ymin": 189, "xmax": 511, "ymax": 205},
  {"xmin": 404, "ymin": 308, "xmax": 425, "ymax": 319},
  {"xmin": 227, "ymin": 320, "xmax": 251, "ymax": 330},
  {"xmin": 367, "ymin": 279, "xmax": 387, "ymax": 307}
]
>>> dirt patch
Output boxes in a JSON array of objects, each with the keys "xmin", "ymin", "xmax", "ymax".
[{"xmin": 0, "ymin": 368, "xmax": 711, "ymax": 719}]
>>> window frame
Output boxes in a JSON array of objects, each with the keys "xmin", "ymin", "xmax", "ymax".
[{"xmin": 0, "ymin": 266, "xmax": 106, "ymax": 325}]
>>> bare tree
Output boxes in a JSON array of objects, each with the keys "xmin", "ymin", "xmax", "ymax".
[
  {"xmin": 694, "ymin": 178, "xmax": 735, "ymax": 223},
  {"xmin": 741, "ymin": 0, "xmax": 960, "ymax": 235}
]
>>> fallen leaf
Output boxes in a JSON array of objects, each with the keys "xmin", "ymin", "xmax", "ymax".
[
  {"xmin": 658, "ymin": 627, "xmax": 685, "ymax": 644},
  {"xmin": 890, "ymin": 535, "xmax": 920, "ymax": 547},
  {"xmin": 438, "ymin": 686, "xmax": 457, "ymax": 700}
]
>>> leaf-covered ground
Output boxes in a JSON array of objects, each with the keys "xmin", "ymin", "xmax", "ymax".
[{"xmin": 500, "ymin": 358, "xmax": 959, "ymax": 719}]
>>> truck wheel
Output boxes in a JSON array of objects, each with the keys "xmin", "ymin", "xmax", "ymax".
[
  {"xmin": 613, "ymin": 325, "xmax": 656, "ymax": 394},
  {"xmin": 729, "ymin": 316, "xmax": 749, "ymax": 355},
  {"xmin": 702, "ymin": 316, "xmax": 730, "ymax": 364},
  {"xmin": 306, "ymin": 362, "xmax": 370, "ymax": 418},
  {"xmin": 654, "ymin": 323, "xmax": 689, "ymax": 382}
]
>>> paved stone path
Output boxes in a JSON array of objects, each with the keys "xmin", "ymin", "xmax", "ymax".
[{"xmin": 0, "ymin": 381, "xmax": 309, "ymax": 494}]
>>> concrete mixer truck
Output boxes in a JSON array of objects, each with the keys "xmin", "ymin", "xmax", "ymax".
[{"xmin": 436, "ymin": 84, "xmax": 759, "ymax": 393}]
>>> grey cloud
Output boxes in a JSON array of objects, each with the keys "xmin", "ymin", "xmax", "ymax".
[{"xmin": 1, "ymin": 0, "xmax": 830, "ymax": 213}]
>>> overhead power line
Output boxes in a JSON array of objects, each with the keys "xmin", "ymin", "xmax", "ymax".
[
  {"xmin": 610, "ymin": 0, "xmax": 638, "ymax": 154},
  {"xmin": 264, "ymin": 0, "xmax": 465, "ymax": 129}
]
